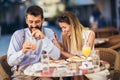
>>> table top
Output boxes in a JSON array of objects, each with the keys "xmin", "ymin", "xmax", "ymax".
[
  {"xmin": 24, "ymin": 59, "xmax": 110, "ymax": 77},
  {"xmin": 94, "ymin": 38, "xmax": 109, "ymax": 45}
]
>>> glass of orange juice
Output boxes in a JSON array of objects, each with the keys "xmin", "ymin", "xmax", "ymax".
[
  {"xmin": 31, "ymin": 42, "xmax": 37, "ymax": 50},
  {"xmin": 82, "ymin": 42, "xmax": 91, "ymax": 58}
]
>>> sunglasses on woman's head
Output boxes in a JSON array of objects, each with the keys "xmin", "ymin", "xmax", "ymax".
[
  {"xmin": 58, "ymin": 15, "xmax": 70, "ymax": 24},
  {"xmin": 59, "ymin": 16, "xmax": 68, "ymax": 19}
]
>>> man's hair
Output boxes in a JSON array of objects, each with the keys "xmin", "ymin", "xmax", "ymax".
[{"xmin": 26, "ymin": 5, "xmax": 44, "ymax": 18}]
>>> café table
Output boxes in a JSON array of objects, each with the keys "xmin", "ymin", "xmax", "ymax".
[
  {"xmin": 94, "ymin": 38, "xmax": 109, "ymax": 45},
  {"xmin": 24, "ymin": 59, "xmax": 110, "ymax": 80}
]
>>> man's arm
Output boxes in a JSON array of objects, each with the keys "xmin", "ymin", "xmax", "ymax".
[
  {"xmin": 41, "ymin": 37, "xmax": 60, "ymax": 60},
  {"xmin": 7, "ymin": 30, "xmax": 25, "ymax": 66},
  {"xmin": 31, "ymin": 28, "xmax": 61, "ymax": 60},
  {"xmin": 42, "ymin": 28, "xmax": 60, "ymax": 60}
]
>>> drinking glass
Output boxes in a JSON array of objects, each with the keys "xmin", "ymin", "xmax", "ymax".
[
  {"xmin": 82, "ymin": 43, "xmax": 91, "ymax": 58},
  {"xmin": 41, "ymin": 50, "xmax": 50, "ymax": 73},
  {"xmin": 29, "ymin": 37, "xmax": 37, "ymax": 58},
  {"xmin": 59, "ymin": 74, "xmax": 63, "ymax": 80},
  {"xmin": 92, "ymin": 50, "xmax": 100, "ymax": 68}
]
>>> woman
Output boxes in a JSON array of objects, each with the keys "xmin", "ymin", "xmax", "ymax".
[
  {"xmin": 54, "ymin": 11, "xmax": 110, "ymax": 80},
  {"xmin": 55, "ymin": 11, "xmax": 95, "ymax": 58}
]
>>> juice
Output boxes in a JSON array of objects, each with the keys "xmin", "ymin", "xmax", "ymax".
[
  {"xmin": 82, "ymin": 47, "xmax": 91, "ymax": 57},
  {"xmin": 32, "ymin": 44, "xmax": 37, "ymax": 50}
]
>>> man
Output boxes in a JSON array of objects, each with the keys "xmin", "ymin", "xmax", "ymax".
[{"xmin": 7, "ymin": 5, "xmax": 60, "ymax": 80}]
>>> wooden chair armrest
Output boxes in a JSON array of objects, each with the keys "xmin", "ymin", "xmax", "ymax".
[
  {"xmin": 0, "ymin": 55, "xmax": 12, "ymax": 80},
  {"xmin": 0, "ymin": 64, "xmax": 10, "ymax": 80}
]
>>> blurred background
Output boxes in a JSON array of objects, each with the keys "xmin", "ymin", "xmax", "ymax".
[{"xmin": 0, "ymin": 0, "xmax": 120, "ymax": 55}]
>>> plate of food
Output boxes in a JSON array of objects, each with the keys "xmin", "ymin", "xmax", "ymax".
[
  {"xmin": 24, "ymin": 62, "xmax": 43, "ymax": 75},
  {"xmin": 66, "ymin": 56, "xmax": 85, "ymax": 62},
  {"xmin": 49, "ymin": 60, "xmax": 68, "ymax": 67}
]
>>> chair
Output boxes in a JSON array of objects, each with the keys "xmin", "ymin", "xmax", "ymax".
[
  {"xmin": 96, "ymin": 48, "xmax": 120, "ymax": 80},
  {"xmin": 94, "ymin": 27, "xmax": 119, "ymax": 38},
  {"xmin": 0, "ymin": 54, "xmax": 12, "ymax": 80},
  {"xmin": 108, "ymin": 34, "xmax": 120, "ymax": 51}
]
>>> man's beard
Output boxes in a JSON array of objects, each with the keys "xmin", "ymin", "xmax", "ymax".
[{"xmin": 29, "ymin": 26, "xmax": 42, "ymax": 33}]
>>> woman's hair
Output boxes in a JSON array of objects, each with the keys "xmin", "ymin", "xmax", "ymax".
[{"xmin": 58, "ymin": 11, "xmax": 86, "ymax": 54}]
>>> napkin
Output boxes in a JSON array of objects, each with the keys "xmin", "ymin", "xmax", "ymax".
[
  {"xmin": 85, "ymin": 69, "xmax": 110, "ymax": 80},
  {"xmin": 81, "ymin": 61, "xmax": 93, "ymax": 69}
]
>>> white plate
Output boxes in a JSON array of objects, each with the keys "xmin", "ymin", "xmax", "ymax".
[
  {"xmin": 49, "ymin": 60, "xmax": 68, "ymax": 67},
  {"xmin": 86, "ymin": 57, "xmax": 92, "ymax": 60},
  {"xmin": 24, "ymin": 63, "xmax": 43, "ymax": 75},
  {"xmin": 31, "ymin": 63, "xmax": 43, "ymax": 71},
  {"xmin": 79, "ymin": 65, "xmax": 94, "ymax": 69},
  {"xmin": 66, "ymin": 56, "xmax": 85, "ymax": 62},
  {"xmin": 49, "ymin": 64, "xmax": 65, "ymax": 67}
]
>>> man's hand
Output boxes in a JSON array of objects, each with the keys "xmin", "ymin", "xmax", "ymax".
[
  {"xmin": 32, "ymin": 29, "xmax": 45, "ymax": 39},
  {"xmin": 22, "ymin": 42, "xmax": 36, "ymax": 53}
]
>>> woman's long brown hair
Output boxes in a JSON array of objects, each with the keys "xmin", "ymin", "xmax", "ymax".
[{"xmin": 58, "ymin": 11, "xmax": 86, "ymax": 54}]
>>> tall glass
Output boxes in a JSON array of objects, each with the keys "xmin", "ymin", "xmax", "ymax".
[
  {"xmin": 92, "ymin": 50, "xmax": 100, "ymax": 68},
  {"xmin": 82, "ymin": 43, "xmax": 91, "ymax": 58},
  {"xmin": 28, "ymin": 37, "xmax": 37, "ymax": 58},
  {"xmin": 41, "ymin": 50, "xmax": 50, "ymax": 73},
  {"xmin": 31, "ymin": 38, "xmax": 37, "ymax": 50}
]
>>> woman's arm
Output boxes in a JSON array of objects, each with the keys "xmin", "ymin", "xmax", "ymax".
[
  {"xmin": 52, "ymin": 39, "xmax": 73, "ymax": 58},
  {"xmin": 87, "ymin": 31, "xmax": 95, "ymax": 49},
  {"xmin": 61, "ymin": 50, "xmax": 73, "ymax": 58}
]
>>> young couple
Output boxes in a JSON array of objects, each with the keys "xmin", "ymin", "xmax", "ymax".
[{"xmin": 7, "ymin": 5, "xmax": 108, "ymax": 80}]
